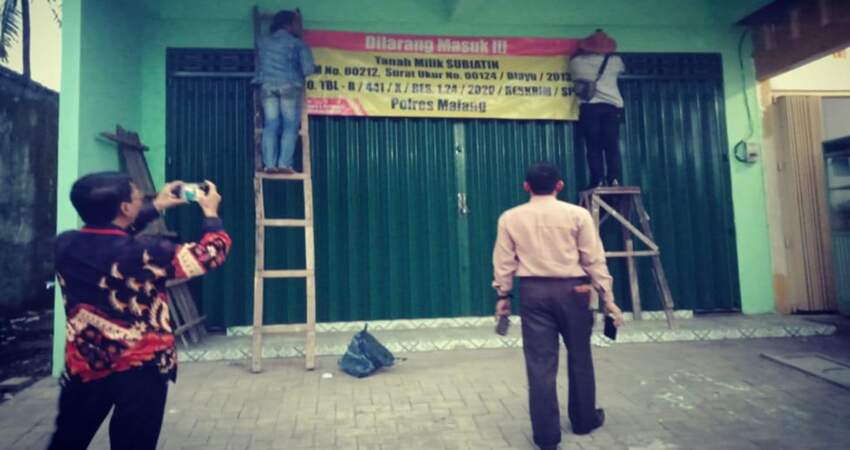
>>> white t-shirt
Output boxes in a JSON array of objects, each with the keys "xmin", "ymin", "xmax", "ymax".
[{"xmin": 568, "ymin": 54, "xmax": 625, "ymax": 108}]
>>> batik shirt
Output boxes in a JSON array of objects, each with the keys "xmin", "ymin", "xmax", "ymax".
[{"xmin": 55, "ymin": 204, "xmax": 231, "ymax": 382}]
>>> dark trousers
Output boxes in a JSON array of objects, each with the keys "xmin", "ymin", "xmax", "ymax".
[
  {"xmin": 47, "ymin": 366, "xmax": 169, "ymax": 450},
  {"xmin": 520, "ymin": 277, "xmax": 597, "ymax": 448},
  {"xmin": 579, "ymin": 103, "xmax": 623, "ymax": 186}
]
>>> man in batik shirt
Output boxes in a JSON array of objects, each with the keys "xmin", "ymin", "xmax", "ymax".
[{"xmin": 47, "ymin": 172, "xmax": 231, "ymax": 450}]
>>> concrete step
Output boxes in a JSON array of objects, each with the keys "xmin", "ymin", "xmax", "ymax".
[{"xmin": 178, "ymin": 313, "xmax": 837, "ymax": 363}]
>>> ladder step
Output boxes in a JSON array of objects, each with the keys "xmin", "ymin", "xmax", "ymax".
[
  {"xmin": 256, "ymin": 172, "xmax": 309, "ymax": 180},
  {"xmin": 262, "ymin": 269, "xmax": 312, "ymax": 278},
  {"xmin": 262, "ymin": 219, "xmax": 309, "ymax": 227},
  {"xmin": 582, "ymin": 186, "xmax": 642, "ymax": 195}
]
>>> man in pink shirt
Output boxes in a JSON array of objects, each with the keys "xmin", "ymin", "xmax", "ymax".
[{"xmin": 492, "ymin": 162, "xmax": 624, "ymax": 450}]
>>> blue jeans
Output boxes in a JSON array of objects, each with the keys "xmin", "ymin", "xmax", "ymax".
[{"xmin": 261, "ymin": 83, "xmax": 303, "ymax": 169}]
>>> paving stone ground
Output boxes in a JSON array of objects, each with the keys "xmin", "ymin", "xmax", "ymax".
[{"xmin": 2, "ymin": 334, "xmax": 849, "ymax": 450}]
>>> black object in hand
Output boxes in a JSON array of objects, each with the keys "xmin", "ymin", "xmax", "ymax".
[
  {"xmin": 603, "ymin": 314, "xmax": 617, "ymax": 341},
  {"xmin": 495, "ymin": 315, "xmax": 510, "ymax": 336}
]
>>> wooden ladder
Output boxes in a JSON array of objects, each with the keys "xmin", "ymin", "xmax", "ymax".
[
  {"xmin": 251, "ymin": 7, "xmax": 317, "ymax": 372},
  {"xmin": 579, "ymin": 186, "xmax": 676, "ymax": 328}
]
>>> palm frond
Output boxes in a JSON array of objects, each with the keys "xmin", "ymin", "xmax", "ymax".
[{"xmin": 0, "ymin": 0, "xmax": 21, "ymax": 62}]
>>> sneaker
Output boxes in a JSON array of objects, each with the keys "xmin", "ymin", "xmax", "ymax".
[
  {"xmin": 610, "ymin": 179, "xmax": 620, "ymax": 187},
  {"xmin": 278, "ymin": 167, "xmax": 297, "ymax": 174}
]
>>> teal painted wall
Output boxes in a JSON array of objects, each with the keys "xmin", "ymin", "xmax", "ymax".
[
  {"xmin": 53, "ymin": 0, "xmax": 81, "ymax": 378},
  {"xmin": 78, "ymin": 0, "xmax": 144, "ymax": 173},
  {"xmin": 53, "ymin": 0, "xmax": 146, "ymax": 376}
]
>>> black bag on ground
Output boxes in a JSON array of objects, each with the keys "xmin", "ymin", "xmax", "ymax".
[{"xmin": 338, "ymin": 324, "xmax": 395, "ymax": 378}]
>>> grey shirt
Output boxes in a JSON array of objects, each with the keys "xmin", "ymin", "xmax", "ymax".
[{"xmin": 569, "ymin": 54, "xmax": 625, "ymax": 108}]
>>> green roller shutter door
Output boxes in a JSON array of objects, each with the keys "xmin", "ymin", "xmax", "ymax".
[
  {"xmin": 311, "ymin": 117, "xmax": 463, "ymax": 321},
  {"xmin": 463, "ymin": 119, "xmax": 579, "ymax": 317},
  {"xmin": 167, "ymin": 51, "xmax": 739, "ymax": 327},
  {"xmin": 618, "ymin": 76, "xmax": 740, "ymax": 312},
  {"xmin": 166, "ymin": 75, "xmax": 256, "ymax": 328}
]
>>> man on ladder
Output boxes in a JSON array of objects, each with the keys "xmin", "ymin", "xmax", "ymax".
[
  {"xmin": 251, "ymin": 7, "xmax": 319, "ymax": 372},
  {"xmin": 255, "ymin": 9, "xmax": 315, "ymax": 174},
  {"xmin": 570, "ymin": 29, "xmax": 625, "ymax": 190}
]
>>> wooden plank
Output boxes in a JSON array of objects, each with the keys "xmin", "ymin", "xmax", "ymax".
[
  {"xmin": 748, "ymin": 0, "xmax": 850, "ymax": 80},
  {"xmin": 598, "ymin": 211, "xmax": 613, "ymax": 227},
  {"xmin": 625, "ymin": 240, "xmax": 642, "ymax": 320},
  {"xmin": 256, "ymin": 172, "xmax": 308, "ymax": 180},
  {"xmin": 251, "ymin": 11, "xmax": 265, "ymax": 370},
  {"xmin": 634, "ymin": 196, "xmax": 676, "ymax": 328},
  {"xmin": 252, "ymin": 175, "xmax": 265, "ymax": 373},
  {"xmin": 302, "ymin": 98, "xmax": 317, "ymax": 371},
  {"xmin": 254, "ymin": 88, "xmax": 263, "ymax": 172},
  {"xmin": 177, "ymin": 283, "xmax": 207, "ymax": 339},
  {"xmin": 253, "ymin": 8, "xmax": 263, "ymax": 172},
  {"xmin": 590, "ymin": 193, "xmax": 601, "ymax": 227},
  {"xmin": 173, "ymin": 286, "xmax": 200, "ymax": 344},
  {"xmin": 596, "ymin": 196, "xmax": 659, "ymax": 252},
  {"xmin": 104, "ymin": 125, "xmax": 207, "ymax": 344},
  {"xmin": 105, "ymin": 127, "xmax": 172, "ymax": 237},
  {"xmin": 99, "ymin": 131, "xmax": 148, "ymax": 151},
  {"xmin": 262, "ymin": 219, "xmax": 308, "ymax": 227},
  {"xmin": 174, "ymin": 316, "xmax": 207, "ymax": 336},
  {"xmin": 262, "ymin": 269, "xmax": 310, "ymax": 278},
  {"xmin": 789, "ymin": 7, "xmax": 801, "ymax": 39},
  {"xmin": 167, "ymin": 297, "xmax": 189, "ymax": 347},
  {"xmin": 621, "ymin": 199, "xmax": 641, "ymax": 320},
  {"xmin": 166, "ymin": 278, "xmax": 190, "ymax": 288},
  {"xmin": 652, "ymin": 260, "xmax": 676, "ymax": 329},
  {"xmin": 581, "ymin": 185, "xmax": 641, "ymax": 195},
  {"xmin": 589, "ymin": 193, "xmax": 601, "ymax": 309},
  {"xmin": 176, "ymin": 287, "xmax": 199, "ymax": 343},
  {"xmin": 122, "ymin": 149, "xmax": 157, "ymax": 195}
]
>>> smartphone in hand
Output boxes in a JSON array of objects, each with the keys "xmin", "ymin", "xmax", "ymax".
[
  {"xmin": 172, "ymin": 182, "xmax": 209, "ymax": 202},
  {"xmin": 495, "ymin": 315, "xmax": 510, "ymax": 336},
  {"xmin": 603, "ymin": 314, "xmax": 617, "ymax": 341}
]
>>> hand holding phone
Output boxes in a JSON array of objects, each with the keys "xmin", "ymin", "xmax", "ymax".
[
  {"xmin": 495, "ymin": 315, "xmax": 510, "ymax": 336},
  {"xmin": 494, "ymin": 297, "xmax": 511, "ymax": 335},
  {"xmin": 172, "ymin": 182, "xmax": 210, "ymax": 202},
  {"xmin": 603, "ymin": 314, "xmax": 617, "ymax": 341}
]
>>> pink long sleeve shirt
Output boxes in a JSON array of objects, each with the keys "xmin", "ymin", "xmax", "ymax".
[{"xmin": 492, "ymin": 195, "xmax": 614, "ymax": 304}]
